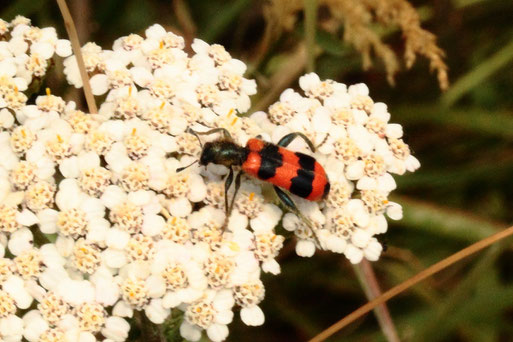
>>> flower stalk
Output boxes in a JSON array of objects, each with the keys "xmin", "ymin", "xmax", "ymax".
[
  {"xmin": 309, "ymin": 224, "xmax": 513, "ymax": 342},
  {"xmin": 56, "ymin": 0, "xmax": 98, "ymax": 113}
]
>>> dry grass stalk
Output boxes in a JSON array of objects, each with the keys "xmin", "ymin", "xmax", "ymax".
[
  {"xmin": 56, "ymin": 0, "xmax": 98, "ymax": 113},
  {"xmin": 363, "ymin": 0, "xmax": 449, "ymax": 90},
  {"xmin": 262, "ymin": 0, "xmax": 449, "ymax": 89},
  {"xmin": 308, "ymin": 224, "xmax": 513, "ymax": 342}
]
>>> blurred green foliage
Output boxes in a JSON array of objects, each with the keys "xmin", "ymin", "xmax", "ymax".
[{"xmin": 3, "ymin": 0, "xmax": 513, "ymax": 341}]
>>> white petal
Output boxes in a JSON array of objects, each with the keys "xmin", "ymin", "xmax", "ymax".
[
  {"xmin": 282, "ymin": 213, "xmax": 299, "ymax": 232},
  {"xmin": 386, "ymin": 202, "xmax": 403, "ymax": 220},
  {"xmin": 145, "ymin": 24, "xmax": 167, "ymax": 39},
  {"xmin": 325, "ymin": 235, "xmax": 347, "ymax": 253},
  {"xmin": 101, "ymin": 316, "xmax": 130, "ymax": 342},
  {"xmin": 385, "ymin": 123, "xmax": 403, "ymax": 139},
  {"xmin": 16, "ymin": 209, "xmax": 38, "ymax": 226},
  {"xmin": 102, "ymin": 248, "xmax": 127, "ymax": 269},
  {"xmin": 40, "ymin": 244, "xmax": 66, "ymax": 267},
  {"xmin": 299, "ymin": 73, "xmax": 320, "ymax": 92},
  {"xmin": 179, "ymin": 321, "xmax": 202, "ymax": 342},
  {"xmin": 0, "ymin": 315, "xmax": 24, "ymax": 340},
  {"xmin": 57, "ymin": 279, "xmax": 95, "ymax": 306},
  {"xmin": 21, "ymin": 105, "xmax": 40, "ymax": 118},
  {"xmin": 345, "ymin": 161, "xmax": 365, "ymax": 180},
  {"xmin": 100, "ymin": 185, "xmax": 127, "ymax": 209},
  {"xmin": 24, "ymin": 280, "xmax": 46, "ymax": 302},
  {"xmin": 206, "ymin": 324, "xmax": 229, "ymax": 342},
  {"xmin": 213, "ymin": 290, "xmax": 235, "ymax": 311},
  {"xmin": 127, "ymin": 190, "xmax": 151, "ymax": 206},
  {"xmin": 90, "ymin": 74, "xmax": 109, "ymax": 96},
  {"xmin": 105, "ymin": 229, "xmax": 130, "ymax": 249},
  {"xmin": 55, "ymin": 236, "xmax": 74, "ymax": 257},
  {"xmin": 39, "ymin": 266, "xmax": 68, "ymax": 291},
  {"xmin": 0, "ymin": 109, "xmax": 14, "ymax": 128},
  {"xmin": 142, "ymin": 214, "xmax": 165, "ymax": 236},
  {"xmin": 146, "ymin": 275, "xmax": 166, "ymax": 298},
  {"xmin": 30, "ymin": 42, "xmax": 54, "ymax": 59},
  {"xmin": 168, "ymin": 197, "xmax": 192, "ymax": 217},
  {"xmin": 351, "ymin": 228, "xmax": 371, "ymax": 248},
  {"xmin": 94, "ymin": 274, "xmax": 120, "ymax": 306},
  {"xmin": 55, "ymin": 182, "xmax": 81, "ymax": 210},
  {"xmin": 312, "ymin": 107, "xmax": 332, "ymax": 133},
  {"xmin": 8, "ymin": 228, "xmax": 33, "ymax": 256},
  {"xmin": 214, "ymin": 310, "xmax": 234, "ymax": 325},
  {"xmin": 4, "ymin": 276, "xmax": 33, "ymax": 309},
  {"xmin": 240, "ymin": 306, "xmax": 265, "ymax": 326},
  {"xmin": 130, "ymin": 67, "xmax": 153, "ymax": 87},
  {"xmin": 188, "ymin": 174, "xmax": 207, "ymax": 202},
  {"xmin": 112, "ymin": 300, "xmax": 133, "ymax": 317},
  {"xmin": 295, "ymin": 240, "xmax": 316, "ymax": 257},
  {"xmin": 144, "ymin": 299, "xmax": 170, "ymax": 324},
  {"xmin": 344, "ymin": 244, "xmax": 364, "ymax": 264},
  {"xmin": 22, "ymin": 310, "xmax": 48, "ymax": 342},
  {"xmin": 56, "ymin": 39, "xmax": 72, "ymax": 57},
  {"xmin": 364, "ymin": 239, "xmax": 383, "ymax": 261},
  {"xmin": 262, "ymin": 259, "xmax": 281, "ymax": 275},
  {"xmin": 59, "ymin": 156, "xmax": 80, "ymax": 178},
  {"xmin": 356, "ymin": 176, "xmax": 377, "ymax": 191},
  {"xmin": 377, "ymin": 173, "xmax": 396, "ymax": 192}
]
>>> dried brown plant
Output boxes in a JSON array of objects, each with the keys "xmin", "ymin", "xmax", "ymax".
[{"xmin": 262, "ymin": 0, "xmax": 449, "ymax": 90}]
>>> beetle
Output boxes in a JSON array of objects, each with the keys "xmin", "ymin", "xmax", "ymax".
[{"xmin": 178, "ymin": 127, "xmax": 330, "ymax": 239}]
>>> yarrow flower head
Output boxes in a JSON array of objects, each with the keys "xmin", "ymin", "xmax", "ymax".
[
  {"xmin": 0, "ymin": 17, "xmax": 418, "ymax": 342},
  {"xmin": 253, "ymin": 73, "xmax": 420, "ymax": 263}
]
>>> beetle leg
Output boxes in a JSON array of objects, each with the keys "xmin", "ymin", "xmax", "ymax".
[
  {"xmin": 224, "ymin": 167, "xmax": 234, "ymax": 217},
  {"xmin": 227, "ymin": 171, "xmax": 242, "ymax": 219},
  {"xmin": 273, "ymin": 186, "xmax": 321, "ymax": 245},
  {"xmin": 188, "ymin": 127, "xmax": 232, "ymax": 140},
  {"xmin": 222, "ymin": 171, "xmax": 242, "ymax": 231},
  {"xmin": 277, "ymin": 132, "xmax": 316, "ymax": 152}
]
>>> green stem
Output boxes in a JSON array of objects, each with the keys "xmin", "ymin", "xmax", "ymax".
[{"xmin": 162, "ymin": 309, "xmax": 186, "ymax": 342}]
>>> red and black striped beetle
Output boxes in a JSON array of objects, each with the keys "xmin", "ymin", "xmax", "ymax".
[{"xmin": 178, "ymin": 128, "xmax": 330, "ymax": 234}]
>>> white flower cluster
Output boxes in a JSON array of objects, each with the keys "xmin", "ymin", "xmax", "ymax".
[
  {"xmin": 0, "ymin": 17, "xmax": 419, "ymax": 342},
  {"xmin": 0, "ymin": 16, "xmax": 72, "ymax": 128},
  {"xmin": 252, "ymin": 73, "xmax": 420, "ymax": 263}
]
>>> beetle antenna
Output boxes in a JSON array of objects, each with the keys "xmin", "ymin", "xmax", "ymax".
[
  {"xmin": 176, "ymin": 160, "xmax": 198, "ymax": 173},
  {"xmin": 187, "ymin": 128, "xmax": 203, "ymax": 148}
]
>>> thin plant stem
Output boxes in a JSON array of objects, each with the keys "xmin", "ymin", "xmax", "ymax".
[
  {"xmin": 69, "ymin": 0, "xmax": 90, "ymax": 43},
  {"xmin": 173, "ymin": 0, "xmax": 197, "ymax": 48},
  {"xmin": 308, "ymin": 224, "xmax": 513, "ymax": 342},
  {"xmin": 354, "ymin": 260, "xmax": 401, "ymax": 342},
  {"xmin": 304, "ymin": 0, "xmax": 318, "ymax": 72},
  {"xmin": 55, "ymin": 0, "xmax": 98, "ymax": 114}
]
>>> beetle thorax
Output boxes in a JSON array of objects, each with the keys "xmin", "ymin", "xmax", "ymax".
[{"xmin": 199, "ymin": 140, "xmax": 247, "ymax": 168}]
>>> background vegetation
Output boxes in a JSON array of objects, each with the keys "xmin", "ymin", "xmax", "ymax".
[{"xmin": 2, "ymin": 0, "xmax": 513, "ymax": 341}]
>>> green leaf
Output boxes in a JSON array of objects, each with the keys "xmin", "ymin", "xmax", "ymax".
[
  {"xmin": 199, "ymin": 0, "xmax": 252, "ymax": 42},
  {"xmin": 394, "ymin": 105, "xmax": 513, "ymax": 140},
  {"xmin": 394, "ymin": 195, "xmax": 502, "ymax": 242},
  {"xmin": 441, "ymin": 38, "xmax": 513, "ymax": 107}
]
